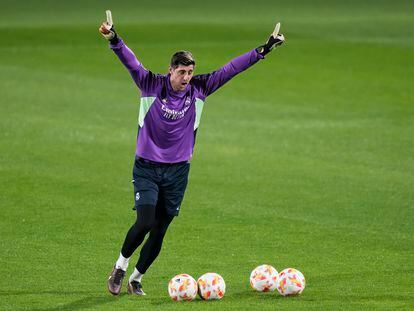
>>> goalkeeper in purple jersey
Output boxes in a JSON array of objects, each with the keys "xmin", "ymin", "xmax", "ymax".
[{"xmin": 99, "ymin": 12, "xmax": 285, "ymax": 296}]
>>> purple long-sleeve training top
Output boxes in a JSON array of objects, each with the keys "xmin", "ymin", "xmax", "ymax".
[{"xmin": 110, "ymin": 39, "xmax": 263, "ymax": 163}]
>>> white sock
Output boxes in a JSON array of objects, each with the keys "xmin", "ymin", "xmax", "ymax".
[
  {"xmin": 129, "ymin": 268, "xmax": 144, "ymax": 283},
  {"xmin": 115, "ymin": 252, "xmax": 130, "ymax": 271}
]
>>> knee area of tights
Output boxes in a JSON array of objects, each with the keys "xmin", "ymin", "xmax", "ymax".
[{"xmin": 135, "ymin": 205, "xmax": 156, "ymax": 228}]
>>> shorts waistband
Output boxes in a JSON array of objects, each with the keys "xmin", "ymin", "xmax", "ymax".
[{"xmin": 136, "ymin": 157, "xmax": 189, "ymax": 166}]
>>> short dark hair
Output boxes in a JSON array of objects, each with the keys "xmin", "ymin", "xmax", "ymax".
[{"xmin": 170, "ymin": 51, "xmax": 195, "ymax": 68}]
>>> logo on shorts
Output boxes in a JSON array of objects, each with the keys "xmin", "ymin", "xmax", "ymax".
[{"xmin": 135, "ymin": 192, "xmax": 140, "ymax": 201}]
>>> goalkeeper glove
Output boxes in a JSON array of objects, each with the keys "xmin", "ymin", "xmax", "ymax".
[
  {"xmin": 256, "ymin": 23, "xmax": 285, "ymax": 56},
  {"xmin": 99, "ymin": 10, "xmax": 119, "ymax": 44}
]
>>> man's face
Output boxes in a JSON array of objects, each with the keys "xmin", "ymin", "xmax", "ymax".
[{"xmin": 169, "ymin": 65, "xmax": 194, "ymax": 92}]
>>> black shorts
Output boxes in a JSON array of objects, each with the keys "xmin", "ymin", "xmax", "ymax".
[{"xmin": 132, "ymin": 158, "xmax": 190, "ymax": 216}]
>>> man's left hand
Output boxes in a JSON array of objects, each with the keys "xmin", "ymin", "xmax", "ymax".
[{"xmin": 257, "ymin": 23, "xmax": 285, "ymax": 56}]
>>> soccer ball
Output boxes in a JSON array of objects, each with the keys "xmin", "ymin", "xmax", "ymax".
[
  {"xmin": 250, "ymin": 264, "xmax": 279, "ymax": 292},
  {"xmin": 168, "ymin": 274, "xmax": 198, "ymax": 301},
  {"xmin": 276, "ymin": 268, "xmax": 306, "ymax": 296},
  {"xmin": 197, "ymin": 272, "xmax": 226, "ymax": 300}
]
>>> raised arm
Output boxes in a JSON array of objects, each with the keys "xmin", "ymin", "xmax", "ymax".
[
  {"xmin": 99, "ymin": 10, "xmax": 157, "ymax": 92},
  {"xmin": 109, "ymin": 40, "xmax": 158, "ymax": 91},
  {"xmin": 194, "ymin": 22, "xmax": 285, "ymax": 97},
  {"xmin": 196, "ymin": 49, "xmax": 264, "ymax": 97}
]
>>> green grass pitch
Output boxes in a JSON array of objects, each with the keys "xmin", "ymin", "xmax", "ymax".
[{"xmin": 1, "ymin": 0, "xmax": 413, "ymax": 310}]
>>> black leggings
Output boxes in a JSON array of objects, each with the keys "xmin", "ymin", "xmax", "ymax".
[{"xmin": 120, "ymin": 204, "xmax": 174, "ymax": 274}]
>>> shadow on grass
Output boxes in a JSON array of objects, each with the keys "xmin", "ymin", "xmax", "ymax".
[
  {"xmin": 0, "ymin": 290, "xmax": 123, "ymax": 311},
  {"xmin": 146, "ymin": 290, "xmax": 286, "ymax": 306},
  {"xmin": 4, "ymin": 289, "xmax": 409, "ymax": 309},
  {"xmin": 0, "ymin": 290, "xmax": 100, "ymax": 296},
  {"xmin": 227, "ymin": 290, "xmax": 410, "ymax": 304},
  {"xmin": 39, "ymin": 295, "xmax": 119, "ymax": 311}
]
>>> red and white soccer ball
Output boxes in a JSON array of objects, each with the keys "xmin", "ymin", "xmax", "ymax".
[
  {"xmin": 276, "ymin": 268, "xmax": 306, "ymax": 296},
  {"xmin": 250, "ymin": 264, "xmax": 279, "ymax": 292},
  {"xmin": 168, "ymin": 274, "xmax": 198, "ymax": 301},
  {"xmin": 197, "ymin": 272, "xmax": 226, "ymax": 300}
]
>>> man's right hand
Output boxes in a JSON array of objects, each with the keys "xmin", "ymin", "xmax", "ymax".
[
  {"xmin": 99, "ymin": 22, "xmax": 116, "ymax": 40},
  {"xmin": 99, "ymin": 10, "xmax": 118, "ymax": 43}
]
